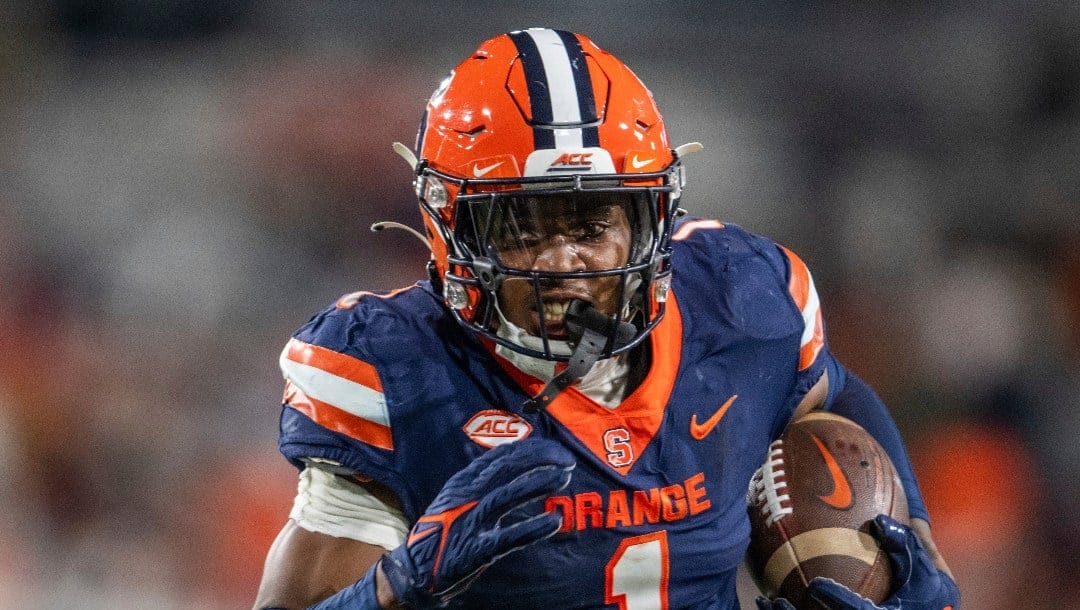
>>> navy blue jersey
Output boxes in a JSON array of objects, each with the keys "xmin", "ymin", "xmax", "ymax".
[{"xmin": 276, "ymin": 220, "xmax": 829, "ymax": 609}]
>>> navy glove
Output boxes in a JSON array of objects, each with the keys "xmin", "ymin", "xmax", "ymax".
[
  {"xmin": 755, "ymin": 595, "xmax": 795, "ymax": 610},
  {"xmin": 808, "ymin": 515, "xmax": 960, "ymax": 610},
  {"xmin": 380, "ymin": 438, "xmax": 575, "ymax": 607}
]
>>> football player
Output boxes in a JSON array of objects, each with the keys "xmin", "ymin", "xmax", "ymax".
[{"xmin": 254, "ymin": 29, "xmax": 959, "ymax": 609}]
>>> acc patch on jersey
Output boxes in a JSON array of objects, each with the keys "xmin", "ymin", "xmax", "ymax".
[{"xmin": 463, "ymin": 410, "xmax": 533, "ymax": 447}]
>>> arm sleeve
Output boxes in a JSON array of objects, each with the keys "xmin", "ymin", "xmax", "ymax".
[
  {"xmin": 289, "ymin": 466, "xmax": 409, "ymax": 550},
  {"xmin": 823, "ymin": 358, "xmax": 930, "ymax": 522}
]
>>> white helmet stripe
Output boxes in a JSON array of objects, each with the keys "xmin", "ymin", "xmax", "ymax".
[
  {"xmin": 527, "ymin": 29, "xmax": 585, "ymax": 149},
  {"xmin": 510, "ymin": 28, "xmax": 600, "ymax": 150}
]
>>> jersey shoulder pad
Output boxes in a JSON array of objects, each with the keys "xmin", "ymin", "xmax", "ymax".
[
  {"xmin": 670, "ymin": 218, "xmax": 788, "ymax": 292},
  {"xmin": 671, "ymin": 218, "xmax": 784, "ymax": 275},
  {"xmin": 295, "ymin": 283, "xmax": 444, "ymax": 356},
  {"xmin": 278, "ymin": 283, "xmax": 445, "ymax": 453},
  {"xmin": 729, "ymin": 225, "xmax": 827, "ymax": 373},
  {"xmin": 671, "ymin": 220, "xmax": 825, "ymax": 370}
]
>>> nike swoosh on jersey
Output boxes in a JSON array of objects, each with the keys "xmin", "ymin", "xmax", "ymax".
[
  {"xmin": 811, "ymin": 434, "xmax": 853, "ymax": 509},
  {"xmin": 629, "ymin": 155, "xmax": 654, "ymax": 169},
  {"xmin": 690, "ymin": 394, "xmax": 738, "ymax": 440},
  {"xmin": 473, "ymin": 161, "xmax": 504, "ymax": 177}
]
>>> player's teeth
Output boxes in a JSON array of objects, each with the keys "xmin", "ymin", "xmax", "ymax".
[{"xmin": 543, "ymin": 301, "xmax": 569, "ymax": 321}]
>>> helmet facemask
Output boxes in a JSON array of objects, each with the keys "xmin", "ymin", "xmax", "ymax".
[{"xmin": 420, "ymin": 163, "xmax": 683, "ymax": 363}]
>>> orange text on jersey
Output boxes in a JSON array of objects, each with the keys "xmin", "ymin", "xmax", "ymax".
[{"xmin": 545, "ymin": 472, "xmax": 711, "ymax": 533}]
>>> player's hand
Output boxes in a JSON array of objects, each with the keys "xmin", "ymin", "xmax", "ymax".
[
  {"xmin": 379, "ymin": 437, "xmax": 575, "ymax": 607},
  {"xmin": 807, "ymin": 514, "xmax": 960, "ymax": 610}
]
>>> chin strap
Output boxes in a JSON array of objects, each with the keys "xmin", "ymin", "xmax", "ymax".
[{"xmin": 523, "ymin": 300, "xmax": 635, "ymax": 413}]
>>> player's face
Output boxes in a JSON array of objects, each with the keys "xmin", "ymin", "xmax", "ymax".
[{"xmin": 493, "ymin": 193, "xmax": 633, "ymax": 340}]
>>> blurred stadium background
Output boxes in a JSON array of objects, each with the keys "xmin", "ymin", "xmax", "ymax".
[{"xmin": 1, "ymin": 2, "xmax": 1076, "ymax": 608}]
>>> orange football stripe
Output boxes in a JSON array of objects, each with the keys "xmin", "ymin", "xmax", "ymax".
[
  {"xmin": 284, "ymin": 381, "xmax": 393, "ymax": 450},
  {"xmin": 283, "ymin": 338, "xmax": 383, "ymax": 392}
]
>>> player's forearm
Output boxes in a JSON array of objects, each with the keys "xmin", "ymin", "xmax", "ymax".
[
  {"xmin": 302, "ymin": 562, "xmax": 384, "ymax": 609},
  {"xmin": 254, "ymin": 520, "xmax": 394, "ymax": 610},
  {"xmin": 260, "ymin": 557, "xmax": 399, "ymax": 610},
  {"xmin": 824, "ymin": 366, "xmax": 929, "ymax": 522},
  {"xmin": 910, "ymin": 517, "xmax": 954, "ymax": 579},
  {"xmin": 373, "ymin": 562, "xmax": 403, "ymax": 609}
]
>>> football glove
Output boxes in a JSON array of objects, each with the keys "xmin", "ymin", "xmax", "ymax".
[
  {"xmin": 755, "ymin": 595, "xmax": 796, "ymax": 610},
  {"xmin": 380, "ymin": 437, "xmax": 575, "ymax": 607},
  {"xmin": 808, "ymin": 514, "xmax": 960, "ymax": 610}
]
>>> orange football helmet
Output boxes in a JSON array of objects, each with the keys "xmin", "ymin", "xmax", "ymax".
[{"xmin": 410, "ymin": 28, "xmax": 690, "ymax": 361}]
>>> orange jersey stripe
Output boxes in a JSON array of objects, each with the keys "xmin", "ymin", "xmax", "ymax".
[
  {"xmin": 780, "ymin": 246, "xmax": 811, "ymax": 310},
  {"xmin": 799, "ymin": 307, "xmax": 825, "ymax": 370},
  {"xmin": 672, "ymin": 219, "xmax": 725, "ymax": 241},
  {"xmin": 284, "ymin": 381, "xmax": 393, "ymax": 450},
  {"xmin": 283, "ymin": 338, "xmax": 383, "ymax": 392},
  {"xmin": 780, "ymin": 246, "xmax": 825, "ymax": 371},
  {"xmin": 336, "ymin": 285, "xmax": 419, "ymax": 309}
]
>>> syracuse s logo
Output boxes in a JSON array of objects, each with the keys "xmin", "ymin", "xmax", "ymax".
[
  {"xmin": 603, "ymin": 427, "xmax": 633, "ymax": 468},
  {"xmin": 463, "ymin": 410, "xmax": 532, "ymax": 448},
  {"xmin": 811, "ymin": 434, "xmax": 853, "ymax": 509}
]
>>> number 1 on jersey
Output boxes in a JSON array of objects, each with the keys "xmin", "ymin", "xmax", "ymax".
[{"xmin": 604, "ymin": 531, "xmax": 669, "ymax": 609}]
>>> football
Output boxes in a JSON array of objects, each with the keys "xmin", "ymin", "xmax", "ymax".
[{"xmin": 745, "ymin": 412, "xmax": 908, "ymax": 609}]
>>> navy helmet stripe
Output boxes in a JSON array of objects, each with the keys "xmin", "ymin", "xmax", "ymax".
[
  {"xmin": 554, "ymin": 30, "xmax": 600, "ymax": 147},
  {"xmin": 508, "ymin": 30, "xmax": 555, "ymax": 149},
  {"xmin": 510, "ymin": 29, "xmax": 606, "ymax": 151}
]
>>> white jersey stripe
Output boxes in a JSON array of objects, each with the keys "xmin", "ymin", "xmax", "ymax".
[
  {"xmin": 799, "ymin": 272, "xmax": 821, "ymax": 348},
  {"xmin": 280, "ymin": 356, "xmax": 391, "ymax": 427}
]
